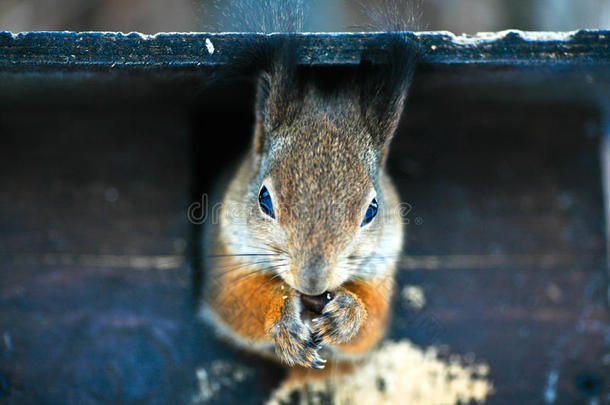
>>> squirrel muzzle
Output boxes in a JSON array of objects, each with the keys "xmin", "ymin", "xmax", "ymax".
[{"xmin": 294, "ymin": 254, "xmax": 330, "ymax": 296}]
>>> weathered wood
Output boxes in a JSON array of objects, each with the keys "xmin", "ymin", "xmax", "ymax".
[
  {"xmin": 0, "ymin": 32, "xmax": 609, "ymax": 404},
  {"xmin": 389, "ymin": 98, "xmax": 608, "ymax": 404},
  {"xmin": 0, "ymin": 30, "xmax": 608, "ymax": 72}
]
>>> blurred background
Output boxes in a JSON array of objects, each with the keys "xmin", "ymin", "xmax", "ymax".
[
  {"xmin": 1, "ymin": 1, "xmax": 609, "ymax": 404},
  {"xmin": 0, "ymin": 0, "xmax": 609, "ymax": 34}
]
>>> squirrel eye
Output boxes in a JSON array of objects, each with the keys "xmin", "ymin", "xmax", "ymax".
[
  {"xmin": 258, "ymin": 186, "xmax": 275, "ymax": 219},
  {"xmin": 361, "ymin": 198, "xmax": 378, "ymax": 227}
]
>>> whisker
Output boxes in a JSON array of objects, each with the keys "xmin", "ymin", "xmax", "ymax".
[
  {"xmin": 207, "ymin": 241, "xmax": 285, "ymax": 255},
  {"xmin": 204, "ymin": 253, "xmax": 280, "ymax": 258},
  {"xmin": 211, "ymin": 264, "xmax": 289, "ymax": 310},
  {"xmin": 247, "ymin": 235, "xmax": 290, "ymax": 255},
  {"xmin": 244, "ymin": 268, "xmax": 290, "ymax": 301},
  {"xmin": 214, "ymin": 258, "xmax": 288, "ymax": 276},
  {"xmin": 343, "ymin": 253, "xmax": 403, "ymax": 278},
  {"xmin": 211, "ymin": 256, "xmax": 281, "ymax": 269},
  {"xmin": 226, "ymin": 262, "xmax": 288, "ymax": 285}
]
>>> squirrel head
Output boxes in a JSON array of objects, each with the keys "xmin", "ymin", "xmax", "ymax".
[{"xmin": 238, "ymin": 38, "xmax": 414, "ymax": 295}]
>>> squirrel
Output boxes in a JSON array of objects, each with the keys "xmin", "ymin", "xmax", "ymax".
[{"xmin": 199, "ymin": 1, "xmax": 417, "ymax": 370}]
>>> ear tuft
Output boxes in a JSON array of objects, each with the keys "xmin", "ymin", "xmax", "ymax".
[
  {"xmin": 359, "ymin": 34, "xmax": 418, "ymax": 161},
  {"xmin": 252, "ymin": 37, "xmax": 302, "ymax": 154},
  {"xmin": 253, "ymin": 72, "xmax": 272, "ymax": 154}
]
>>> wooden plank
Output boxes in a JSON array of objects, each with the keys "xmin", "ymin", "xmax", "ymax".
[
  {"xmin": 0, "ymin": 60, "xmax": 608, "ymax": 404},
  {"xmin": 0, "ymin": 106, "xmax": 191, "ymax": 254},
  {"xmin": 0, "ymin": 31, "xmax": 608, "ymax": 73},
  {"xmin": 387, "ymin": 97, "xmax": 608, "ymax": 404},
  {"xmin": 601, "ymin": 108, "xmax": 610, "ymax": 303},
  {"xmin": 0, "ymin": 103, "xmax": 200, "ymax": 403}
]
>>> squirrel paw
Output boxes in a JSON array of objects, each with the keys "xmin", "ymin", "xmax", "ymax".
[
  {"xmin": 268, "ymin": 300, "xmax": 326, "ymax": 369},
  {"xmin": 312, "ymin": 289, "xmax": 365, "ymax": 344}
]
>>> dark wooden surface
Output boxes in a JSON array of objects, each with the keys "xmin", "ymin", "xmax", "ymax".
[
  {"xmin": 388, "ymin": 97, "xmax": 608, "ymax": 404},
  {"xmin": 0, "ymin": 33, "xmax": 609, "ymax": 404},
  {"xmin": 0, "ymin": 98, "xmax": 285, "ymax": 404},
  {"xmin": 0, "ymin": 31, "xmax": 608, "ymax": 71}
]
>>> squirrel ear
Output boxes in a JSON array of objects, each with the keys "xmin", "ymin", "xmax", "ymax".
[
  {"xmin": 364, "ymin": 83, "xmax": 409, "ymax": 166},
  {"xmin": 359, "ymin": 36, "xmax": 417, "ymax": 163},
  {"xmin": 253, "ymin": 72, "xmax": 272, "ymax": 154},
  {"xmin": 363, "ymin": 80, "xmax": 408, "ymax": 147},
  {"xmin": 253, "ymin": 63, "xmax": 300, "ymax": 155}
]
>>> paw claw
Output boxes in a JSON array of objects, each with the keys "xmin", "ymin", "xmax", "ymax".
[
  {"xmin": 312, "ymin": 354, "xmax": 327, "ymax": 369},
  {"xmin": 312, "ymin": 290, "xmax": 364, "ymax": 345},
  {"xmin": 312, "ymin": 313, "xmax": 330, "ymax": 324},
  {"xmin": 270, "ymin": 298, "xmax": 327, "ymax": 368}
]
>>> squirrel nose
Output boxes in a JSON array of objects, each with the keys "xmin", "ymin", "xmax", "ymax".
[
  {"xmin": 296, "ymin": 255, "xmax": 328, "ymax": 295},
  {"xmin": 298, "ymin": 274, "xmax": 327, "ymax": 296}
]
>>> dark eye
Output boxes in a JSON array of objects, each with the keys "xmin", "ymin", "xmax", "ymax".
[
  {"xmin": 361, "ymin": 198, "xmax": 378, "ymax": 227},
  {"xmin": 258, "ymin": 186, "xmax": 275, "ymax": 218}
]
